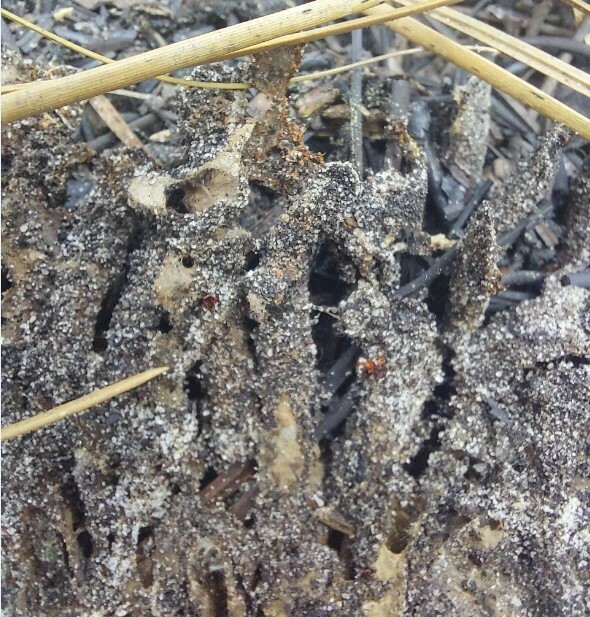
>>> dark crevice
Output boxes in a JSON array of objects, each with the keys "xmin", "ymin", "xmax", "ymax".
[
  {"xmin": 166, "ymin": 185, "xmax": 188, "ymax": 214},
  {"xmin": 93, "ymin": 225, "xmax": 144, "ymax": 353},
  {"xmin": 199, "ymin": 467, "xmax": 219, "ymax": 492},
  {"xmin": 59, "ymin": 533, "xmax": 74, "ymax": 578},
  {"xmin": 426, "ymin": 272, "xmax": 452, "ymax": 324},
  {"xmin": 403, "ymin": 425, "xmax": 443, "ymax": 478},
  {"xmin": 1, "ymin": 267, "xmax": 13, "ymax": 293},
  {"xmin": 536, "ymin": 355, "xmax": 590, "ymax": 369},
  {"xmin": 240, "ymin": 181, "xmax": 282, "ymax": 235},
  {"xmin": 136, "ymin": 525, "xmax": 154, "ymax": 588},
  {"xmin": 181, "ymin": 255, "xmax": 195, "ymax": 268},
  {"xmin": 209, "ymin": 570, "xmax": 229, "ymax": 617},
  {"xmin": 60, "ymin": 476, "xmax": 86, "ymax": 532},
  {"xmin": 312, "ymin": 311, "xmax": 361, "ymax": 440},
  {"xmin": 244, "ymin": 250, "xmax": 261, "ymax": 272},
  {"xmin": 327, "ymin": 529, "xmax": 355, "ymax": 580},
  {"xmin": 157, "ymin": 310, "xmax": 173, "ymax": 334},
  {"xmin": 406, "ymin": 348, "xmax": 455, "ymax": 477},
  {"xmin": 311, "ymin": 313, "xmax": 354, "ymax": 375},
  {"xmin": 397, "ymin": 253, "xmax": 429, "ymax": 288},
  {"xmin": 60, "ymin": 475, "xmax": 94, "ymax": 562},
  {"xmin": 308, "ymin": 241, "xmax": 357, "ymax": 306},
  {"xmin": 185, "ymin": 361, "xmax": 208, "ymax": 435},
  {"xmin": 327, "ymin": 528, "xmax": 345, "ymax": 552},
  {"xmin": 93, "ymin": 271, "xmax": 127, "ymax": 352},
  {"xmin": 77, "ymin": 530, "xmax": 93, "ymax": 559},
  {"xmin": 433, "ymin": 351, "xmax": 457, "ymax": 403},
  {"xmin": 242, "ymin": 313, "xmax": 260, "ymax": 369}
]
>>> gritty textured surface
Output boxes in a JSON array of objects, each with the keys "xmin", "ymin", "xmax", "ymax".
[{"xmin": 2, "ymin": 53, "xmax": 590, "ymax": 617}]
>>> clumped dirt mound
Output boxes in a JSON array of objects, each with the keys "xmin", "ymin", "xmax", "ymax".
[{"xmin": 2, "ymin": 43, "xmax": 590, "ymax": 617}]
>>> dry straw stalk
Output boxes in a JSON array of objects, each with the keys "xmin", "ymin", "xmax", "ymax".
[
  {"xmin": 0, "ymin": 367, "xmax": 169, "ymax": 442},
  {"xmin": 394, "ymin": 0, "xmax": 590, "ymax": 98},
  {"xmin": 1, "ymin": 0, "xmax": 462, "ymax": 101},
  {"xmin": 1, "ymin": 0, "xmax": 386, "ymax": 123},
  {"xmin": 364, "ymin": 3, "xmax": 590, "ymax": 140}
]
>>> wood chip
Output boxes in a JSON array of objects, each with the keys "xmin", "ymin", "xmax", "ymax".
[{"xmin": 88, "ymin": 95, "xmax": 161, "ymax": 164}]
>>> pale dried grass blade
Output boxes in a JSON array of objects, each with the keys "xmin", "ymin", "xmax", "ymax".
[
  {"xmin": 220, "ymin": 0, "xmax": 463, "ymax": 61},
  {"xmin": 364, "ymin": 5, "xmax": 590, "ymax": 140},
  {"xmin": 562, "ymin": 0, "xmax": 590, "ymax": 16},
  {"xmin": 2, "ymin": 0, "xmax": 461, "ymax": 100},
  {"xmin": 0, "ymin": 367, "xmax": 169, "ymax": 442},
  {"xmin": 1, "ymin": 0, "xmax": 387, "ymax": 123},
  {"xmin": 393, "ymin": 0, "xmax": 590, "ymax": 98},
  {"xmin": 291, "ymin": 44, "xmax": 496, "ymax": 82},
  {"xmin": 88, "ymin": 94, "xmax": 162, "ymax": 165},
  {"xmin": 0, "ymin": 8, "xmax": 249, "ymax": 91}
]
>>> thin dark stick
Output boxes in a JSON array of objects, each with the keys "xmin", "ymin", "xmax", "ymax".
[
  {"xmin": 524, "ymin": 36, "xmax": 590, "ymax": 59},
  {"xmin": 449, "ymin": 179, "xmax": 493, "ymax": 238},
  {"xmin": 86, "ymin": 112, "xmax": 159, "ymax": 152},
  {"xmin": 501, "ymin": 270, "xmax": 547, "ymax": 287},
  {"xmin": 395, "ymin": 244, "xmax": 459, "ymax": 298},
  {"xmin": 498, "ymin": 200, "xmax": 553, "ymax": 248},
  {"xmin": 322, "ymin": 344, "xmax": 361, "ymax": 395},
  {"xmin": 314, "ymin": 395, "xmax": 355, "ymax": 441},
  {"xmin": 562, "ymin": 269, "xmax": 590, "ymax": 289}
]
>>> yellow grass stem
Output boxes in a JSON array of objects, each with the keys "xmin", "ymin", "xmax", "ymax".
[
  {"xmin": 1, "ymin": 0, "xmax": 464, "ymax": 121},
  {"xmin": 0, "ymin": 8, "xmax": 249, "ymax": 91},
  {"xmin": 291, "ymin": 44, "xmax": 496, "ymax": 82},
  {"xmin": 561, "ymin": 0, "xmax": 590, "ymax": 16},
  {"xmin": 0, "ymin": 367, "xmax": 169, "ymax": 442},
  {"xmin": 0, "ymin": 0, "xmax": 388, "ymax": 122},
  {"xmin": 393, "ymin": 0, "xmax": 590, "ymax": 98},
  {"xmin": 363, "ymin": 4, "xmax": 590, "ymax": 140}
]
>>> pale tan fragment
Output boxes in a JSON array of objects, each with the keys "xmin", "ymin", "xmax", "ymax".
[
  {"xmin": 478, "ymin": 523, "xmax": 505, "ymax": 550},
  {"xmin": 128, "ymin": 173, "xmax": 176, "ymax": 216},
  {"xmin": 315, "ymin": 507, "xmax": 356, "ymax": 537},
  {"xmin": 374, "ymin": 544, "xmax": 406, "ymax": 582},
  {"xmin": 267, "ymin": 395, "xmax": 305, "ymax": 491},
  {"xmin": 184, "ymin": 124, "xmax": 253, "ymax": 213},
  {"xmin": 153, "ymin": 254, "xmax": 194, "ymax": 308}
]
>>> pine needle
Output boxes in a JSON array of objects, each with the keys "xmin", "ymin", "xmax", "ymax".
[{"xmin": 0, "ymin": 367, "xmax": 169, "ymax": 442}]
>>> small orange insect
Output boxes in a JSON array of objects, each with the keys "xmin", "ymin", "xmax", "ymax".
[{"xmin": 356, "ymin": 357, "xmax": 385, "ymax": 379}]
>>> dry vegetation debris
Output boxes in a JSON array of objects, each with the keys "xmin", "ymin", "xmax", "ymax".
[{"xmin": 1, "ymin": 2, "xmax": 590, "ymax": 615}]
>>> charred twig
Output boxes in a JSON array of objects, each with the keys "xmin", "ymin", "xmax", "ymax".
[
  {"xmin": 395, "ymin": 245, "xmax": 459, "ymax": 298},
  {"xmin": 488, "ymin": 289, "xmax": 538, "ymax": 312},
  {"xmin": 500, "ymin": 270, "xmax": 547, "ymax": 288},
  {"xmin": 561, "ymin": 269, "xmax": 590, "ymax": 289},
  {"xmin": 449, "ymin": 179, "xmax": 494, "ymax": 239},
  {"xmin": 314, "ymin": 394, "xmax": 355, "ymax": 441},
  {"xmin": 87, "ymin": 113, "xmax": 159, "ymax": 152},
  {"xmin": 363, "ymin": 4, "xmax": 590, "ymax": 139},
  {"xmin": 498, "ymin": 200, "xmax": 554, "ymax": 248},
  {"xmin": 322, "ymin": 344, "xmax": 361, "ymax": 395},
  {"xmin": 229, "ymin": 484, "xmax": 260, "ymax": 521}
]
